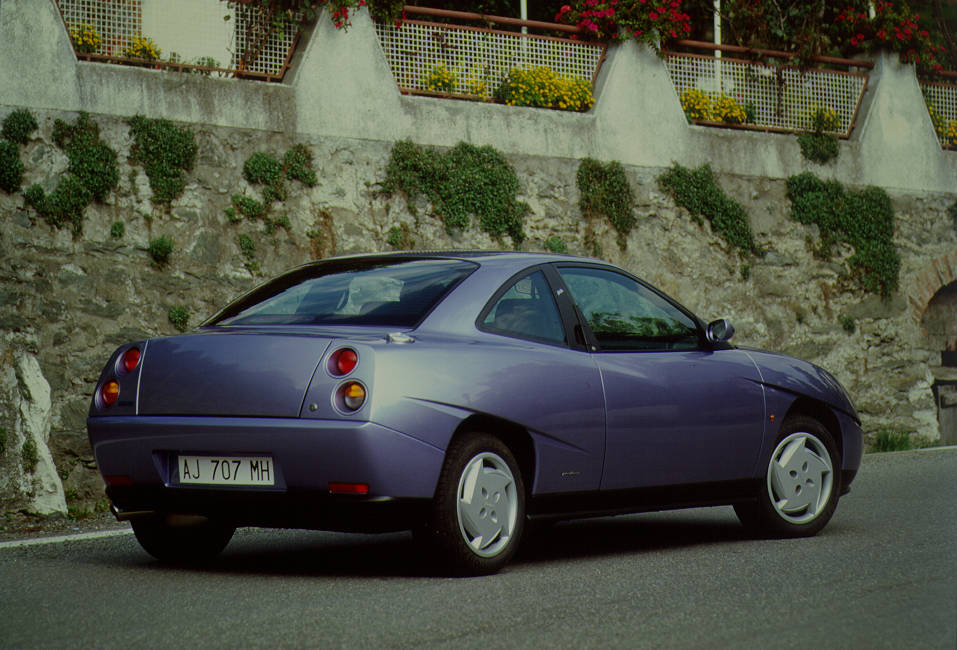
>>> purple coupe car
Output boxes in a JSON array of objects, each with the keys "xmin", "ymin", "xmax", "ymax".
[{"xmin": 88, "ymin": 251, "xmax": 862, "ymax": 575}]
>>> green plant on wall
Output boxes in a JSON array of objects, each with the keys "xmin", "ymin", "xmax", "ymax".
[
  {"xmin": 797, "ymin": 107, "xmax": 841, "ymax": 165},
  {"xmin": 2, "ymin": 108, "xmax": 38, "ymax": 145},
  {"xmin": 0, "ymin": 140, "xmax": 23, "ymax": 193},
  {"xmin": 168, "ymin": 305, "xmax": 189, "ymax": 331},
  {"xmin": 657, "ymin": 163, "xmax": 757, "ymax": 256},
  {"xmin": 231, "ymin": 144, "xmax": 316, "ymax": 233},
  {"xmin": 22, "ymin": 437, "xmax": 39, "ymax": 474},
  {"xmin": 786, "ymin": 172, "xmax": 899, "ymax": 296},
  {"xmin": 381, "ymin": 140, "xmax": 528, "ymax": 245},
  {"xmin": 544, "ymin": 236, "xmax": 568, "ymax": 254},
  {"xmin": 577, "ymin": 158, "xmax": 635, "ymax": 244},
  {"xmin": 386, "ymin": 223, "xmax": 414, "ymax": 250},
  {"xmin": 149, "ymin": 235, "xmax": 174, "ymax": 265},
  {"xmin": 128, "ymin": 115, "xmax": 197, "ymax": 204},
  {"xmin": 24, "ymin": 112, "xmax": 118, "ymax": 235},
  {"xmin": 110, "ymin": 221, "xmax": 125, "ymax": 239}
]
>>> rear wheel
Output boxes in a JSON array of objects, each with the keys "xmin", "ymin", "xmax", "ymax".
[
  {"xmin": 420, "ymin": 433, "xmax": 525, "ymax": 576},
  {"xmin": 131, "ymin": 516, "xmax": 235, "ymax": 564},
  {"xmin": 735, "ymin": 415, "xmax": 841, "ymax": 537}
]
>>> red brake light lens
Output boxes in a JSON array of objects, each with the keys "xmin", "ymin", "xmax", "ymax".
[
  {"xmin": 330, "ymin": 348, "xmax": 358, "ymax": 376},
  {"xmin": 101, "ymin": 381, "xmax": 120, "ymax": 406},
  {"xmin": 121, "ymin": 347, "xmax": 141, "ymax": 373},
  {"xmin": 328, "ymin": 482, "xmax": 369, "ymax": 495}
]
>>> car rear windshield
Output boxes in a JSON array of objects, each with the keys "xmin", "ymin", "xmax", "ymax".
[{"xmin": 208, "ymin": 258, "xmax": 478, "ymax": 327}]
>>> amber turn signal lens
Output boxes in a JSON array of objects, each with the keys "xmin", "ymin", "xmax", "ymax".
[
  {"xmin": 101, "ymin": 380, "xmax": 120, "ymax": 406},
  {"xmin": 341, "ymin": 382, "xmax": 366, "ymax": 411}
]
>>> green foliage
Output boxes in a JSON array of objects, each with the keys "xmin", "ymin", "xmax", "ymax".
[
  {"xmin": 658, "ymin": 163, "xmax": 757, "ymax": 255},
  {"xmin": 149, "ymin": 235, "xmax": 174, "ymax": 265},
  {"xmin": 168, "ymin": 305, "xmax": 189, "ymax": 331},
  {"xmin": 382, "ymin": 140, "xmax": 528, "ymax": 244},
  {"xmin": 110, "ymin": 221, "xmax": 125, "ymax": 239},
  {"xmin": 244, "ymin": 151, "xmax": 283, "ymax": 186},
  {"xmin": 128, "ymin": 115, "xmax": 197, "ymax": 204},
  {"xmin": 2, "ymin": 109, "xmax": 38, "ymax": 145},
  {"xmin": 797, "ymin": 132, "xmax": 840, "ymax": 165},
  {"xmin": 21, "ymin": 437, "xmax": 38, "ymax": 474},
  {"xmin": 787, "ymin": 172, "xmax": 899, "ymax": 296},
  {"xmin": 0, "ymin": 426, "xmax": 6, "ymax": 456},
  {"xmin": 871, "ymin": 428, "xmax": 913, "ymax": 452},
  {"xmin": 740, "ymin": 263, "xmax": 751, "ymax": 281},
  {"xmin": 544, "ymin": 236, "xmax": 568, "ymax": 254},
  {"xmin": 0, "ymin": 140, "xmax": 23, "ymax": 193},
  {"xmin": 238, "ymin": 233, "xmax": 256, "ymax": 259},
  {"xmin": 949, "ymin": 200, "xmax": 957, "ymax": 230},
  {"xmin": 839, "ymin": 314, "xmax": 856, "ymax": 333},
  {"xmin": 577, "ymin": 158, "xmax": 635, "ymax": 239},
  {"xmin": 26, "ymin": 114, "xmax": 117, "ymax": 235},
  {"xmin": 386, "ymin": 223, "xmax": 414, "ymax": 250},
  {"xmin": 797, "ymin": 108, "xmax": 841, "ymax": 165},
  {"xmin": 231, "ymin": 194, "xmax": 266, "ymax": 220},
  {"xmin": 283, "ymin": 144, "xmax": 318, "ymax": 187}
]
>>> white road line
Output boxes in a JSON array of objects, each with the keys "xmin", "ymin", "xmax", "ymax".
[{"xmin": 0, "ymin": 528, "xmax": 134, "ymax": 550}]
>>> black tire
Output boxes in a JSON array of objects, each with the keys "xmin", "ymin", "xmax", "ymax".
[
  {"xmin": 420, "ymin": 432, "xmax": 526, "ymax": 576},
  {"xmin": 131, "ymin": 516, "xmax": 235, "ymax": 564},
  {"xmin": 735, "ymin": 415, "xmax": 842, "ymax": 538}
]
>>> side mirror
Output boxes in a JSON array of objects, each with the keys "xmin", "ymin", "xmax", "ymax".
[{"xmin": 707, "ymin": 318, "xmax": 735, "ymax": 344}]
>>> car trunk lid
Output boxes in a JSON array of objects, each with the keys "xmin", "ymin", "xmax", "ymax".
[{"xmin": 137, "ymin": 330, "xmax": 333, "ymax": 417}]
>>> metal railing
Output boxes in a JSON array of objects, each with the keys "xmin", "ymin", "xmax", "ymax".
[
  {"xmin": 664, "ymin": 41, "xmax": 872, "ymax": 138},
  {"xmin": 920, "ymin": 71, "xmax": 957, "ymax": 150},
  {"xmin": 374, "ymin": 6, "xmax": 605, "ymax": 99},
  {"xmin": 56, "ymin": 0, "xmax": 299, "ymax": 82}
]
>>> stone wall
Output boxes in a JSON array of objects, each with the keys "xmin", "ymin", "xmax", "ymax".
[
  {"xmin": 0, "ymin": 0, "xmax": 955, "ymax": 514},
  {"xmin": 0, "ymin": 108, "xmax": 954, "ymax": 514}
]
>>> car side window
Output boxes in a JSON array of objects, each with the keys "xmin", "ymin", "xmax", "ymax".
[
  {"xmin": 558, "ymin": 267, "xmax": 699, "ymax": 351},
  {"xmin": 481, "ymin": 271, "xmax": 566, "ymax": 345}
]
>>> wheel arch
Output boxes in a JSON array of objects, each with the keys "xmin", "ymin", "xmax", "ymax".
[
  {"xmin": 448, "ymin": 414, "xmax": 535, "ymax": 495},
  {"xmin": 783, "ymin": 397, "xmax": 843, "ymax": 461}
]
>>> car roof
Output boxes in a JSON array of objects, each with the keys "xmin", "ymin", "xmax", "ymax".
[{"xmin": 316, "ymin": 250, "xmax": 600, "ymax": 270}]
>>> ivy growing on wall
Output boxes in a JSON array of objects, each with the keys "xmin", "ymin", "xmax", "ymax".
[
  {"xmin": 381, "ymin": 139, "xmax": 528, "ymax": 245},
  {"xmin": 786, "ymin": 172, "xmax": 900, "ymax": 296},
  {"xmin": 24, "ymin": 112, "xmax": 118, "ymax": 235},
  {"xmin": 657, "ymin": 163, "xmax": 757, "ymax": 255},
  {"xmin": 128, "ymin": 115, "xmax": 197, "ymax": 204},
  {"xmin": 230, "ymin": 144, "xmax": 316, "ymax": 234},
  {"xmin": 577, "ymin": 158, "xmax": 635, "ymax": 240},
  {"xmin": 0, "ymin": 109, "xmax": 37, "ymax": 193}
]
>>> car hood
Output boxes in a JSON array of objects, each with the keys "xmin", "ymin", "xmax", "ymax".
[
  {"xmin": 743, "ymin": 348, "xmax": 858, "ymax": 420},
  {"xmin": 137, "ymin": 329, "xmax": 334, "ymax": 417}
]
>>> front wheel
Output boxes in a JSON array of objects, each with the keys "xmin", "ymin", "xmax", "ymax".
[
  {"xmin": 735, "ymin": 416, "xmax": 842, "ymax": 538},
  {"xmin": 131, "ymin": 516, "xmax": 235, "ymax": 564},
  {"xmin": 420, "ymin": 433, "xmax": 525, "ymax": 576}
]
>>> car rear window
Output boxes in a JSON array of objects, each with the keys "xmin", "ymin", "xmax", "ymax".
[{"xmin": 208, "ymin": 258, "xmax": 477, "ymax": 327}]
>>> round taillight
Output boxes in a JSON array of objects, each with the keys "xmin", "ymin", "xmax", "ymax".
[
  {"xmin": 330, "ymin": 348, "xmax": 358, "ymax": 376},
  {"xmin": 121, "ymin": 347, "xmax": 141, "ymax": 373},
  {"xmin": 101, "ymin": 380, "xmax": 120, "ymax": 407},
  {"xmin": 339, "ymin": 381, "xmax": 366, "ymax": 411}
]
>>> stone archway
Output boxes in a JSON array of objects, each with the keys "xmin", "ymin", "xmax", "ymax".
[{"xmin": 921, "ymin": 280, "xmax": 957, "ymax": 445}]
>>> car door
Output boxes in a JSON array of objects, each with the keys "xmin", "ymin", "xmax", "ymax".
[
  {"xmin": 475, "ymin": 266, "xmax": 606, "ymax": 494},
  {"xmin": 553, "ymin": 264, "xmax": 765, "ymax": 491}
]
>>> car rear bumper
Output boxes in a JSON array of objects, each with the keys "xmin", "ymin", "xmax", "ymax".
[{"xmin": 88, "ymin": 415, "xmax": 445, "ymax": 529}]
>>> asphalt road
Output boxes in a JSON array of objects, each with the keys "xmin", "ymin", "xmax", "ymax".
[{"xmin": 1, "ymin": 447, "xmax": 954, "ymax": 649}]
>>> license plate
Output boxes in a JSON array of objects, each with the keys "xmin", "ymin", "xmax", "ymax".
[{"xmin": 177, "ymin": 455, "xmax": 275, "ymax": 486}]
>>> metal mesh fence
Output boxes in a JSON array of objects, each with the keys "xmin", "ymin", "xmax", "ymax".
[
  {"xmin": 57, "ymin": 0, "xmax": 141, "ymax": 56},
  {"xmin": 56, "ymin": 0, "xmax": 299, "ymax": 79},
  {"xmin": 230, "ymin": 4, "xmax": 300, "ymax": 77},
  {"xmin": 666, "ymin": 53, "xmax": 868, "ymax": 137},
  {"xmin": 920, "ymin": 81, "xmax": 957, "ymax": 148},
  {"xmin": 374, "ymin": 20, "xmax": 604, "ymax": 96}
]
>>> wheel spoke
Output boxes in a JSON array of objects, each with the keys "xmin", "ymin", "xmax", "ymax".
[
  {"xmin": 457, "ymin": 457, "xmax": 513, "ymax": 551},
  {"xmin": 767, "ymin": 431, "xmax": 834, "ymax": 523}
]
